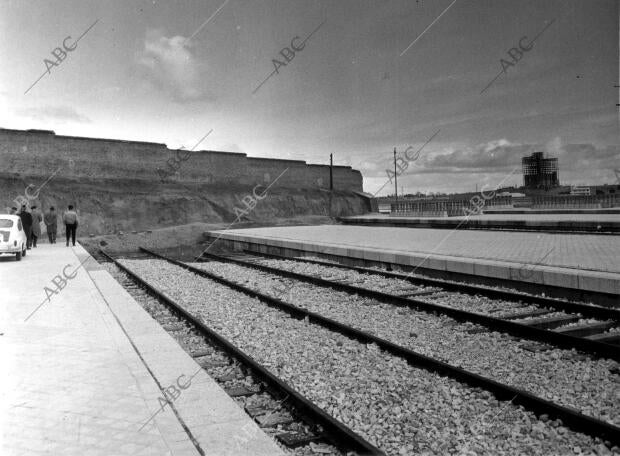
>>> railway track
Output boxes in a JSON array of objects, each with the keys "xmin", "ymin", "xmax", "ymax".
[
  {"xmin": 196, "ymin": 250, "xmax": 620, "ymax": 361},
  {"xmin": 99, "ymin": 249, "xmax": 384, "ymax": 456},
  {"xmin": 133, "ymin": 247, "xmax": 620, "ymax": 450},
  {"xmin": 237, "ymin": 250, "xmax": 620, "ymax": 345},
  {"xmin": 243, "ymin": 249, "xmax": 620, "ymax": 314}
]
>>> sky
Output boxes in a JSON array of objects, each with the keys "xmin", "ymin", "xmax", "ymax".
[{"xmin": 1, "ymin": 0, "xmax": 618, "ymax": 195}]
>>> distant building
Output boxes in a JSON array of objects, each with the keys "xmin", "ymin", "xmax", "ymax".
[
  {"xmin": 570, "ymin": 185, "xmax": 591, "ymax": 196},
  {"xmin": 522, "ymin": 151, "xmax": 559, "ymax": 189},
  {"xmin": 497, "ymin": 191, "xmax": 526, "ymax": 198}
]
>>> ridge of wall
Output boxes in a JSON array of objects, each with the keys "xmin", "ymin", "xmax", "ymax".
[{"xmin": 0, "ymin": 128, "xmax": 362, "ymax": 191}]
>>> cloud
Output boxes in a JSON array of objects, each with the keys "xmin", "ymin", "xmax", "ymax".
[
  {"xmin": 137, "ymin": 29, "xmax": 212, "ymax": 102},
  {"xmin": 361, "ymin": 138, "xmax": 620, "ymax": 193},
  {"xmin": 14, "ymin": 106, "xmax": 91, "ymax": 124},
  {"xmin": 358, "ymin": 161, "xmax": 379, "ymax": 171},
  {"xmin": 555, "ymin": 143, "xmax": 619, "ymax": 172},
  {"xmin": 422, "ymin": 140, "xmax": 531, "ymax": 172},
  {"xmin": 545, "ymin": 136, "xmax": 563, "ymax": 156}
]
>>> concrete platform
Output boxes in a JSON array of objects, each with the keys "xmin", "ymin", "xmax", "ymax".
[
  {"xmin": 339, "ymin": 213, "xmax": 620, "ymax": 233},
  {"xmin": 205, "ymin": 225, "xmax": 620, "ymax": 299},
  {"xmin": 0, "ymin": 244, "xmax": 284, "ymax": 455}
]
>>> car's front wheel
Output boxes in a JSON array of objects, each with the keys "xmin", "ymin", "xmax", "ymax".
[
  {"xmin": 16, "ymin": 250, "xmax": 22, "ymax": 261},
  {"xmin": 22, "ymin": 245, "xmax": 26, "ymax": 257}
]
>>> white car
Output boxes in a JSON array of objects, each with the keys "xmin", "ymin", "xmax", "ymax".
[{"xmin": 0, "ymin": 214, "xmax": 27, "ymax": 261}]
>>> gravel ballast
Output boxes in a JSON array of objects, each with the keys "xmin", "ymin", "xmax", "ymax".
[
  {"xmin": 252, "ymin": 257, "xmax": 613, "ymax": 318},
  {"xmin": 119, "ymin": 258, "xmax": 617, "ymax": 456},
  {"xmin": 190, "ymin": 260, "xmax": 620, "ymax": 428},
  {"xmin": 102, "ymin": 262, "xmax": 336, "ymax": 456}
]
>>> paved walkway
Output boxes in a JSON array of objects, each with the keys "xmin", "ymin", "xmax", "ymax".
[
  {"xmin": 208, "ymin": 225, "xmax": 620, "ymax": 295},
  {"xmin": 0, "ymin": 244, "xmax": 283, "ymax": 456}
]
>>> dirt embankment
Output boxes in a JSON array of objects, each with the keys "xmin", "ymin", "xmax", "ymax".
[
  {"xmin": 78, "ymin": 218, "xmax": 339, "ymax": 256},
  {"xmin": 1, "ymin": 175, "xmax": 368, "ymax": 238}
]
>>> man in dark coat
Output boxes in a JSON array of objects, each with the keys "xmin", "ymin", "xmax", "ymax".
[
  {"xmin": 19, "ymin": 205, "xmax": 33, "ymax": 249},
  {"xmin": 44, "ymin": 206, "xmax": 58, "ymax": 244},
  {"xmin": 31, "ymin": 205, "xmax": 42, "ymax": 247}
]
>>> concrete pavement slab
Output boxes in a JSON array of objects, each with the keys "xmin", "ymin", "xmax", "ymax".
[
  {"xmin": 0, "ymin": 243, "xmax": 284, "ymax": 456},
  {"xmin": 205, "ymin": 225, "xmax": 620, "ymax": 296}
]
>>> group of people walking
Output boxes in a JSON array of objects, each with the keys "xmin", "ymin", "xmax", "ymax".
[{"xmin": 11, "ymin": 205, "xmax": 79, "ymax": 248}]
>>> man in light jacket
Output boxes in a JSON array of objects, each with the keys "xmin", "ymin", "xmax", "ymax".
[
  {"xmin": 62, "ymin": 205, "xmax": 79, "ymax": 247},
  {"xmin": 44, "ymin": 206, "xmax": 58, "ymax": 244}
]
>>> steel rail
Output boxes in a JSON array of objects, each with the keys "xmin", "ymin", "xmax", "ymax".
[
  {"xmin": 198, "ymin": 251, "xmax": 620, "ymax": 362},
  {"xmin": 139, "ymin": 247, "xmax": 620, "ymax": 446},
  {"xmin": 101, "ymin": 249, "xmax": 384, "ymax": 456},
  {"xmin": 241, "ymin": 249, "xmax": 620, "ymax": 321}
]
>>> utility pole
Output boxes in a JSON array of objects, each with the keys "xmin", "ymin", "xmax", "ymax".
[
  {"xmin": 394, "ymin": 148, "xmax": 398, "ymax": 201},
  {"xmin": 329, "ymin": 153, "xmax": 333, "ymax": 191}
]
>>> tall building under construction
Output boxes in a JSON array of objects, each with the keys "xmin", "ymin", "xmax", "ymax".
[{"xmin": 522, "ymin": 151, "xmax": 559, "ymax": 189}]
